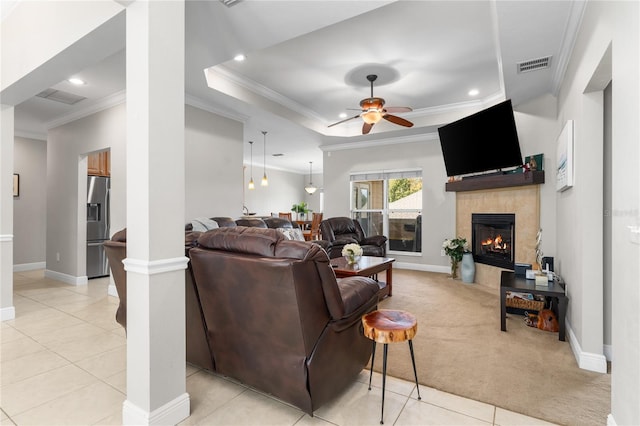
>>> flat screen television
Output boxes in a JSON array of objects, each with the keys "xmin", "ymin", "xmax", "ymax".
[{"xmin": 438, "ymin": 100, "xmax": 523, "ymax": 177}]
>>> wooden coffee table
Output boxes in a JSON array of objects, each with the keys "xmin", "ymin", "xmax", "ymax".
[{"xmin": 331, "ymin": 256, "xmax": 395, "ymax": 298}]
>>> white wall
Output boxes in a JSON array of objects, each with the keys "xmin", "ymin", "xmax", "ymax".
[
  {"xmin": 45, "ymin": 103, "xmax": 245, "ymax": 280},
  {"xmin": 243, "ymin": 167, "xmax": 308, "ymax": 217},
  {"xmin": 13, "ymin": 136, "xmax": 47, "ymax": 267},
  {"xmin": 556, "ymin": 1, "xmax": 639, "ymax": 424},
  {"xmin": 323, "ymin": 138, "xmax": 455, "ymax": 267},
  {"xmin": 185, "ymin": 104, "xmax": 243, "ymax": 220}
]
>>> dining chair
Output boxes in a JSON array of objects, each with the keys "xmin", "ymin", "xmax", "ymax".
[
  {"xmin": 279, "ymin": 212, "xmax": 292, "ymax": 221},
  {"xmin": 303, "ymin": 212, "xmax": 323, "ymax": 241}
]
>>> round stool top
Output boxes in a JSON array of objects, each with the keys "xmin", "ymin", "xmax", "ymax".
[{"xmin": 362, "ymin": 309, "xmax": 418, "ymax": 343}]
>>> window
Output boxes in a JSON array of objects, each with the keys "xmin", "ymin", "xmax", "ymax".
[{"xmin": 350, "ymin": 170, "xmax": 422, "ymax": 254}]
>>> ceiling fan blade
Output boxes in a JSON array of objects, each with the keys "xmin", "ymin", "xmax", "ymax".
[
  {"xmin": 362, "ymin": 122, "xmax": 374, "ymax": 134},
  {"xmin": 328, "ymin": 114, "xmax": 361, "ymax": 127},
  {"xmin": 384, "ymin": 106, "xmax": 412, "ymax": 113},
  {"xmin": 383, "ymin": 114, "xmax": 414, "ymax": 128}
]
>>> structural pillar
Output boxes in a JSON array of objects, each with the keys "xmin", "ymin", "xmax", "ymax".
[
  {"xmin": 122, "ymin": 1, "xmax": 189, "ymax": 424},
  {"xmin": 0, "ymin": 105, "xmax": 15, "ymax": 321}
]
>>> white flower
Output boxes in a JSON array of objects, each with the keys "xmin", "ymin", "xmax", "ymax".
[
  {"xmin": 442, "ymin": 239, "xmax": 451, "ymax": 249},
  {"xmin": 342, "ymin": 243, "xmax": 363, "ymax": 257}
]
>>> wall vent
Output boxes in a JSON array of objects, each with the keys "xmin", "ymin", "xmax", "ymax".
[
  {"xmin": 219, "ymin": 0, "xmax": 241, "ymax": 7},
  {"xmin": 36, "ymin": 88, "xmax": 86, "ymax": 105},
  {"xmin": 517, "ymin": 56, "xmax": 552, "ymax": 73}
]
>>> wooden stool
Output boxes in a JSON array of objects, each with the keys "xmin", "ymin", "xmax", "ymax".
[{"xmin": 362, "ymin": 309, "xmax": 421, "ymax": 424}]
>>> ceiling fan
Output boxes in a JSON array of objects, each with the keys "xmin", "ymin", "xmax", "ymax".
[{"xmin": 328, "ymin": 74, "xmax": 414, "ymax": 135}]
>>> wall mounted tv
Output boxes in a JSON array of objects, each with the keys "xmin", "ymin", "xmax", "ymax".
[{"xmin": 438, "ymin": 99, "xmax": 523, "ymax": 177}]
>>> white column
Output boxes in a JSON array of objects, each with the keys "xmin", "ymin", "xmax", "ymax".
[
  {"xmin": 0, "ymin": 105, "xmax": 15, "ymax": 321},
  {"xmin": 122, "ymin": 1, "xmax": 189, "ymax": 425}
]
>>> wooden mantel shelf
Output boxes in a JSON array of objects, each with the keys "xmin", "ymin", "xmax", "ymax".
[{"xmin": 445, "ymin": 170, "xmax": 545, "ymax": 192}]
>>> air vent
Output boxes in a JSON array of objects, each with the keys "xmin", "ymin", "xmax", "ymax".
[
  {"xmin": 517, "ymin": 56, "xmax": 552, "ymax": 73},
  {"xmin": 36, "ymin": 88, "xmax": 86, "ymax": 105},
  {"xmin": 219, "ymin": 0, "xmax": 241, "ymax": 7}
]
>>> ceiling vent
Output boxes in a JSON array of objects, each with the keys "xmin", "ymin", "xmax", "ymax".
[
  {"xmin": 517, "ymin": 56, "xmax": 552, "ymax": 73},
  {"xmin": 36, "ymin": 88, "xmax": 86, "ymax": 105},
  {"xmin": 219, "ymin": 0, "xmax": 241, "ymax": 7}
]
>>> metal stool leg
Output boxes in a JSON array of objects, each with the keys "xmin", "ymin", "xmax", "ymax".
[
  {"xmin": 368, "ymin": 341, "xmax": 376, "ymax": 390},
  {"xmin": 408, "ymin": 339, "xmax": 421, "ymax": 400},
  {"xmin": 380, "ymin": 343, "xmax": 388, "ymax": 424}
]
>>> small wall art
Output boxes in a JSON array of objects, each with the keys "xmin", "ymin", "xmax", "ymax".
[
  {"xmin": 556, "ymin": 120, "xmax": 574, "ymax": 192},
  {"xmin": 13, "ymin": 174, "xmax": 19, "ymax": 197}
]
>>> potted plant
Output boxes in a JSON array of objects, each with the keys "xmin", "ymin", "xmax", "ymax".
[
  {"xmin": 442, "ymin": 237, "xmax": 469, "ymax": 279},
  {"xmin": 291, "ymin": 202, "xmax": 309, "ymax": 221}
]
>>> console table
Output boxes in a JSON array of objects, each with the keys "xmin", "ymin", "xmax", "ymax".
[{"xmin": 500, "ymin": 271, "xmax": 569, "ymax": 341}]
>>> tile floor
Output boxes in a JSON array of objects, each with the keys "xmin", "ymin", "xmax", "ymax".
[{"xmin": 1, "ymin": 270, "xmax": 557, "ymax": 425}]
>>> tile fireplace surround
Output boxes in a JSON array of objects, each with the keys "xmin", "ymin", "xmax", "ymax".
[{"xmin": 455, "ymin": 185, "xmax": 540, "ymax": 288}]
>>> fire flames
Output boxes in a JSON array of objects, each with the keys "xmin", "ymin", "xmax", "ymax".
[{"xmin": 481, "ymin": 235, "xmax": 508, "ymax": 251}]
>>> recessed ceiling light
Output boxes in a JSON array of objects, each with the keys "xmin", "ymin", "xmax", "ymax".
[
  {"xmin": 339, "ymin": 112, "xmax": 347, "ymax": 119},
  {"xmin": 468, "ymin": 89, "xmax": 479, "ymax": 96},
  {"xmin": 233, "ymin": 54, "xmax": 246, "ymax": 62},
  {"xmin": 68, "ymin": 78, "xmax": 85, "ymax": 85}
]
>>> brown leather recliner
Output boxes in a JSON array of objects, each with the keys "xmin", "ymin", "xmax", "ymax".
[
  {"xmin": 188, "ymin": 227, "xmax": 381, "ymax": 415},
  {"xmin": 320, "ymin": 216, "xmax": 388, "ymax": 259}
]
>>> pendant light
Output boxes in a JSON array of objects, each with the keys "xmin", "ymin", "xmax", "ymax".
[
  {"xmin": 305, "ymin": 161, "xmax": 317, "ymax": 194},
  {"xmin": 248, "ymin": 141, "xmax": 255, "ymax": 190},
  {"xmin": 261, "ymin": 131, "xmax": 268, "ymax": 186}
]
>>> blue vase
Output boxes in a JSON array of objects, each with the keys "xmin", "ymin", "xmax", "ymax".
[{"xmin": 461, "ymin": 253, "xmax": 475, "ymax": 283}]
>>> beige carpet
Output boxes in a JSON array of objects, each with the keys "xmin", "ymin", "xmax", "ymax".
[{"xmin": 370, "ymin": 269, "xmax": 610, "ymax": 426}]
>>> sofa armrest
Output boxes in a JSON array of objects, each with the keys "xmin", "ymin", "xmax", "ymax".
[
  {"xmin": 360, "ymin": 235, "xmax": 388, "ymax": 247},
  {"xmin": 330, "ymin": 276, "xmax": 380, "ymax": 332}
]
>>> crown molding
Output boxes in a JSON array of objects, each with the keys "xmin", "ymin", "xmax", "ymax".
[
  {"xmin": 185, "ymin": 94, "xmax": 250, "ymax": 123},
  {"xmin": 208, "ymin": 65, "xmax": 327, "ymax": 124},
  {"xmin": 551, "ymin": 0, "xmax": 586, "ymax": 96},
  {"xmin": 404, "ymin": 92, "xmax": 505, "ymax": 118},
  {"xmin": 14, "ymin": 130, "xmax": 46, "ymax": 141},
  {"xmin": 45, "ymin": 90, "xmax": 126, "ymax": 130},
  {"xmin": 320, "ymin": 131, "xmax": 439, "ymax": 152}
]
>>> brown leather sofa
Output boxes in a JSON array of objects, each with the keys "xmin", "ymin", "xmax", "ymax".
[
  {"xmin": 189, "ymin": 227, "xmax": 381, "ymax": 414},
  {"xmin": 104, "ymin": 226, "xmax": 381, "ymax": 414},
  {"xmin": 320, "ymin": 216, "xmax": 388, "ymax": 259}
]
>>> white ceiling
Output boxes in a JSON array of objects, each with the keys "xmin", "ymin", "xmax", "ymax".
[{"xmin": 9, "ymin": 0, "xmax": 583, "ymax": 174}]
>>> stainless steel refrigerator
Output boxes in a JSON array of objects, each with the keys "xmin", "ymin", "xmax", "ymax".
[{"xmin": 86, "ymin": 176, "xmax": 110, "ymax": 278}]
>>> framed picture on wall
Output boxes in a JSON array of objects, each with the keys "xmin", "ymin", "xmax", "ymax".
[
  {"xmin": 556, "ymin": 120, "xmax": 574, "ymax": 192},
  {"xmin": 13, "ymin": 174, "xmax": 19, "ymax": 197}
]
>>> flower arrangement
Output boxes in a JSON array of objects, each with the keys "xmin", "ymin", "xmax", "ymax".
[
  {"xmin": 342, "ymin": 243, "xmax": 363, "ymax": 264},
  {"xmin": 442, "ymin": 237, "xmax": 469, "ymax": 278}
]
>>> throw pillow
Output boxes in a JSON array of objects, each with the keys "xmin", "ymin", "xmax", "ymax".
[
  {"xmin": 277, "ymin": 227, "xmax": 305, "ymax": 241},
  {"xmin": 191, "ymin": 217, "xmax": 219, "ymax": 232}
]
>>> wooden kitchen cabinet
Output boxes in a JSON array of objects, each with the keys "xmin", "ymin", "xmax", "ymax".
[{"xmin": 87, "ymin": 151, "xmax": 110, "ymax": 177}]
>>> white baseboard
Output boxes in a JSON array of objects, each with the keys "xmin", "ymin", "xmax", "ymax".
[
  {"xmin": 395, "ymin": 262, "xmax": 450, "ymax": 274},
  {"xmin": 603, "ymin": 344, "xmax": 612, "ymax": 362},
  {"xmin": 566, "ymin": 320, "xmax": 608, "ymax": 373},
  {"xmin": 1, "ymin": 306, "xmax": 16, "ymax": 321},
  {"xmin": 123, "ymin": 392, "xmax": 190, "ymax": 425},
  {"xmin": 44, "ymin": 269, "xmax": 88, "ymax": 286},
  {"xmin": 13, "ymin": 262, "xmax": 46, "ymax": 272},
  {"xmin": 607, "ymin": 413, "xmax": 617, "ymax": 425}
]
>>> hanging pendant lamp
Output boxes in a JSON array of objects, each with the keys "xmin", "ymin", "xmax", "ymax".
[
  {"xmin": 305, "ymin": 161, "xmax": 317, "ymax": 194},
  {"xmin": 261, "ymin": 131, "xmax": 268, "ymax": 186},
  {"xmin": 248, "ymin": 141, "xmax": 255, "ymax": 190}
]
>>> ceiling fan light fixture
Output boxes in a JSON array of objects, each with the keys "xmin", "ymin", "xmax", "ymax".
[{"xmin": 361, "ymin": 109, "xmax": 382, "ymax": 124}]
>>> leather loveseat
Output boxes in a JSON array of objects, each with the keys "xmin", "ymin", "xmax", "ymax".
[
  {"xmin": 320, "ymin": 216, "xmax": 388, "ymax": 259},
  {"xmin": 104, "ymin": 226, "xmax": 382, "ymax": 414},
  {"xmin": 188, "ymin": 227, "xmax": 381, "ymax": 414}
]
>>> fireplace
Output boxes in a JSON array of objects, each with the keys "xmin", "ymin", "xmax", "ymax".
[{"xmin": 472, "ymin": 213, "xmax": 515, "ymax": 269}]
